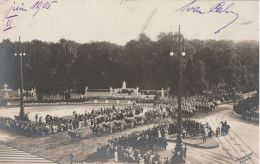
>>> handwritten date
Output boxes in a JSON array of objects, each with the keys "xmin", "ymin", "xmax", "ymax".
[{"xmin": 2, "ymin": 1, "xmax": 57, "ymax": 32}]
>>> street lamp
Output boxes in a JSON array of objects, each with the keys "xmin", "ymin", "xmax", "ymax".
[
  {"xmin": 14, "ymin": 36, "xmax": 26, "ymax": 119},
  {"xmin": 170, "ymin": 25, "xmax": 186, "ymax": 163}
]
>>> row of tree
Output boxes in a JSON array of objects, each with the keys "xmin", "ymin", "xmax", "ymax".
[{"xmin": 0, "ymin": 33, "xmax": 258, "ymax": 96}]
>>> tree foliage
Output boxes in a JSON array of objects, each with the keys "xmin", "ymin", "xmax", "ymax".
[{"xmin": 0, "ymin": 33, "xmax": 258, "ymax": 96}]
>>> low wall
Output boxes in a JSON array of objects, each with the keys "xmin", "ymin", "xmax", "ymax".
[
  {"xmin": 23, "ymin": 99, "xmax": 135, "ymax": 106},
  {"xmin": 86, "ymin": 99, "xmax": 135, "ymax": 105}
]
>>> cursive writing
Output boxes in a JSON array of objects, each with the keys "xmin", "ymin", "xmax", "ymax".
[
  {"xmin": 3, "ymin": 2, "xmax": 27, "ymax": 31},
  {"xmin": 2, "ymin": 1, "xmax": 58, "ymax": 32},
  {"xmin": 30, "ymin": 0, "xmax": 57, "ymax": 17},
  {"xmin": 175, "ymin": 0, "xmax": 239, "ymax": 34}
]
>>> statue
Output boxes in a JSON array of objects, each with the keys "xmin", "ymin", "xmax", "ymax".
[
  {"xmin": 84, "ymin": 86, "xmax": 88, "ymax": 96},
  {"xmin": 33, "ymin": 87, "xmax": 37, "ymax": 99},
  {"xmin": 122, "ymin": 81, "xmax": 126, "ymax": 89},
  {"xmin": 135, "ymin": 87, "xmax": 139, "ymax": 95},
  {"xmin": 2, "ymin": 83, "xmax": 11, "ymax": 98},
  {"xmin": 3, "ymin": 83, "xmax": 8, "ymax": 90},
  {"xmin": 110, "ymin": 87, "xmax": 113, "ymax": 95},
  {"xmin": 161, "ymin": 88, "xmax": 165, "ymax": 97}
]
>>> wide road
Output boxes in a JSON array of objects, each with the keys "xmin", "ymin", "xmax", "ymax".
[{"xmin": 186, "ymin": 104, "xmax": 259, "ymax": 164}]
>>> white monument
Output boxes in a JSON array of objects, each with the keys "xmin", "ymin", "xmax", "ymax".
[
  {"xmin": 122, "ymin": 81, "xmax": 126, "ymax": 89},
  {"xmin": 110, "ymin": 87, "xmax": 113, "ymax": 95},
  {"xmin": 84, "ymin": 86, "xmax": 88, "ymax": 96},
  {"xmin": 161, "ymin": 88, "xmax": 165, "ymax": 97},
  {"xmin": 31, "ymin": 87, "xmax": 37, "ymax": 99},
  {"xmin": 2, "ymin": 83, "xmax": 12, "ymax": 98},
  {"xmin": 135, "ymin": 87, "xmax": 139, "ymax": 95}
]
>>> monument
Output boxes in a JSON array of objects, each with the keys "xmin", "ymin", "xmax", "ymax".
[
  {"xmin": 2, "ymin": 84, "xmax": 12, "ymax": 98},
  {"xmin": 31, "ymin": 87, "xmax": 37, "ymax": 99},
  {"xmin": 84, "ymin": 86, "xmax": 88, "ymax": 96},
  {"xmin": 122, "ymin": 81, "xmax": 126, "ymax": 89},
  {"xmin": 134, "ymin": 87, "xmax": 139, "ymax": 95},
  {"xmin": 161, "ymin": 88, "xmax": 165, "ymax": 98},
  {"xmin": 110, "ymin": 87, "xmax": 113, "ymax": 95}
]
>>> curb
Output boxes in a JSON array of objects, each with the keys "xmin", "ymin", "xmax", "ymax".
[{"xmin": 167, "ymin": 138, "xmax": 219, "ymax": 149}]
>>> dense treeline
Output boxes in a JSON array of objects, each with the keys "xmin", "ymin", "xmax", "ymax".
[{"xmin": 0, "ymin": 33, "xmax": 258, "ymax": 96}]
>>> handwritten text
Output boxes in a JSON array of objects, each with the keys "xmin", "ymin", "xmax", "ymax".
[
  {"xmin": 175, "ymin": 0, "xmax": 239, "ymax": 34},
  {"xmin": 2, "ymin": 1, "xmax": 58, "ymax": 32}
]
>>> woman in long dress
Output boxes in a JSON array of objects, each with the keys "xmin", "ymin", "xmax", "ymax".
[
  {"xmin": 114, "ymin": 147, "xmax": 118, "ymax": 162},
  {"xmin": 165, "ymin": 128, "xmax": 169, "ymax": 140},
  {"xmin": 158, "ymin": 129, "xmax": 162, "ymax": 138}
]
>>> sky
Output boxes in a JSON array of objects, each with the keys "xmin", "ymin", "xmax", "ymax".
[{"xmin": 0, "ymin": 0, "xmax": 259, "ymax": 45}]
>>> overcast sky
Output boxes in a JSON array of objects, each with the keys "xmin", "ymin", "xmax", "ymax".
[{"xmin": 0, "ymin": 0, "xmax": 258, "ymax": 45}]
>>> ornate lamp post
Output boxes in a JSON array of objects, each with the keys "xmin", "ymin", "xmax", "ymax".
[
  {"xmin": 14, "ymin": 36, "xmax": 26, "ymax": 119},
  {"xmin": 170, "ymin": 25, "xmax": 186, "ymax": 163}
]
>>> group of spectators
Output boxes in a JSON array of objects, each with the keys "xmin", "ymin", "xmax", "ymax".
[
  {"xmin": 0, "ymin": 115, "xmax": 80, "ymax": 136},
  {"xmin": 97, "ymin": 125, "xmax": 169, "ymax": 164},
  {"xmin": 163, "ymin": 95, "xmax": 219, "ymax": 120},
  {"xmin": 96, "ymin": 118, "xmax": 220, "ymax": 163},
  {"xmin": 209, "ymin": 86, "xmax": 242, "ymax": 103},
  {"xmin": 233, "ymin": 95, "xmax": 259, "ymax": 121},
  {"xmin": 0, "ymin": 105, "xmax": 145, "ymax": 136}
]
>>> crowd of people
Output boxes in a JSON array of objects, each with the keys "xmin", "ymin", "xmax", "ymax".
[
  {"xmin": 0, "ymin": 105, "xmax": 145, "ymax": 136},
  {"xmin": 0, "ymin": 114, "xmax": 83, "ymax": 136},
  {"xmin": 83, "ymin": 105, "xmax": 145, "ymax": 135},
  {"xmin": 163, "ymin": 95, "xmax": 219, "ymax": 119},
  {"xmin": 0, "ymin": 99, "xmax": 232, "ymax": 164},
  {"xmin": 233, "ymin": 95, "xmax": 259, "ymax": 121},
  {"xmin": 97, "ymin": 125, "xmax": 169, "ymax": 164},
  {"xmin": 96, "ymin": 117, "xmax": 225, "ymax": 164}
]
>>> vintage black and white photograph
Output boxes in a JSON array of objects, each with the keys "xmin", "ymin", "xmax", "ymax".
[{"xmin": 0, "ymin": 0, "xmax": 259, "ymax": 163}]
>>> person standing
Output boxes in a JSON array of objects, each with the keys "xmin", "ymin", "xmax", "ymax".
[
  {"xmin": 114, "ymin": 147, "xmax": 118, "ymax": 162},
  {"xmin": 69, "ymin": 152, "xmax": 74, "ymax": 164},
  {"xmin": 184, "ymin": 145, "xmax": 187, "ymax": 158},
  {"xmin": 203, "ymin": 133, "xmax": 207, "ymax": 143},
  {"xmin": 35, "ymin": 113, "xmax": 38, "ymax": 122},
  {"xmin": 39, "ymin": 116, "xmax": 42, "ymax": 124}
]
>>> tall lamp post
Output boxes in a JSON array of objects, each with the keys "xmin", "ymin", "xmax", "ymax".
[
  {"xmin": 170, "ymin": 25, "xmax": 186, "ymax": 163},
  {"xmin": 14, "ymin": 36, "xmax": 26, "ymax": 119}
]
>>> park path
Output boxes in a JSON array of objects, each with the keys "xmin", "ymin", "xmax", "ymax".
[{"xmin": 0, "ymin": 142, "xmax": 59, "ymax": 164}]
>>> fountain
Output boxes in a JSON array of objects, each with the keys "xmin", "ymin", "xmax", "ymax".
[{"xmin": 2, "ymin": 83, "xmax": 12, "ymax": 98}]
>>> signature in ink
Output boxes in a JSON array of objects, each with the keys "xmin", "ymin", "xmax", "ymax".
[
  {"xmin": 2, "ymin": 1, "xmax": 58, "ymax": 32},
  {"xmin": 175, "ymin": 0, "xmax": 239, "ymax": 34},
  {"xmin": 3, "ymin": 2, "xmax": 27, "ymax": 31}
]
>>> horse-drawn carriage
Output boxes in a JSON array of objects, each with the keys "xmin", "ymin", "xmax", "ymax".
[
  {"xmin": 125, "ymin": 117, "xmax": 135, "ymax": 128},
  {"xmin": 134, "ymin": 115, "xmax": 146, "ymax": 126},
  {"xmin": 68, "ymin": 129, "xmax": 82, "ymax": 142},
  {"xmin": 145, "ymin": 110, "xmax": 159, "ymax": 121},
  {"xmin": 220, "ymin": 121, "xmax": 230, "ymax": 135},
  {"xmin": 114, "ymin": 120, "xmax": 126, "ymax": 131},
  {"xmin": 101, "ymin": 122, "xmax": 113, "ymax": 134}
]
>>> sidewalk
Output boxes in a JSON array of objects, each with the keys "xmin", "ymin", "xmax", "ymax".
[
  {"xmin": 0, "ymin": 142, "xmax": 60, "ymax": 164},
  {"xmin": 167, "ymin": 134, "xmax": 219, "ymax": 149}
]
